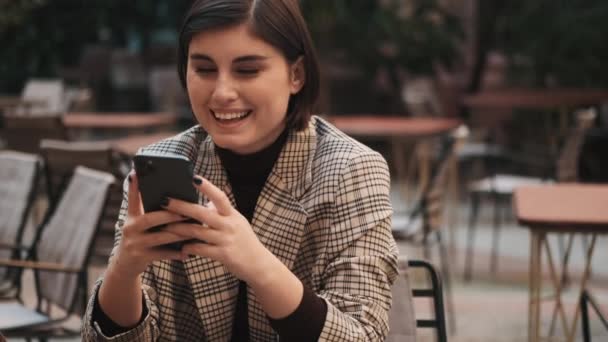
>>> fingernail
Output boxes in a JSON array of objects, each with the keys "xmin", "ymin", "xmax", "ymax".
[
  {"xmin": 193, "ymin": 177, "xmax": 202, "ymax": 185},
  {"xmin": 128, "ymin": 175, "xmax": 132, "ymax": 183},
  {"xmin": 160, "ymin": 197, "xmax": 169, "ymax": 207}
]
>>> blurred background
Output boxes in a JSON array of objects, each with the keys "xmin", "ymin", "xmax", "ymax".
[{"xmin": 1, "ymin": 1, "xmax": 608, "ymax": 341}]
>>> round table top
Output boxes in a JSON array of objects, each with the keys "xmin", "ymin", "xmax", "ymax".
[
  {"xmin": 63, "ymin": 112, "xmax": 178, "ymax": 129},
  {"xmin": 108, "ymin": 131, "xmax": 179, "ymax": 155},
  {"xmin": 463, "ymin": 88, "xmax": 608, "ymax": 110},
  {"xmin": 0, "ymin": 96, "xmax": 46, "ymax": 108},
  {"xmin": 514, "ymin": 184, "xmax": 608, "ymax": 233},
  {"xmin": 327, "ymin": 115, "xmax": 461, "ymax": 138}
]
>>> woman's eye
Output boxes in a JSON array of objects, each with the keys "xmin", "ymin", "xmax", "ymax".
[
  {"xmin": 236, "ymin": 69, "xmax": 259, "ymax": 75},
  {"xmin": 196, "ymin": 68, "xmax": 217, "ymax": 74}
]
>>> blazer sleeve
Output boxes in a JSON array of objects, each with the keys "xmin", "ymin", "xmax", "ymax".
[
  {"xmin": 81, "ymin": 176, "xmax": 162, "ymax": 341},
  {"xmin": 317, "ymin": 150, "xmax": 400, "ymax": 341}
]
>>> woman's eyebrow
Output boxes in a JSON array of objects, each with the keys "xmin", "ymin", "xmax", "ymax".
[
  {"xmin": 189, "ymin": 53, "xmax": 269, "ymax": 63},
  {"xmin": 233, "ymin": 55, "xmax": 269, "ymax": 63},
  {"xmin": 190, "ymin": 53, "xmax": 213, "ymax": 61}
]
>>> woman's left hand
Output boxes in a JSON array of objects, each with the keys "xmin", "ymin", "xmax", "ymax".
[{"xmin": 161, "ymin": 176, "xmax": 274, "ymax": 285}]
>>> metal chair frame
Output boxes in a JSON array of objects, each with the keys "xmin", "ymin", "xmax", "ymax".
[{"xmin": 409, "ymin": 259, "xmax": 448, "ymax": 342}]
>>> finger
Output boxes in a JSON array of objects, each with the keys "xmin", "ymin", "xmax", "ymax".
[
  {"xmin": 165, "ymin": 223, "xmax": 223, "ymax": 245},
  {"xmin": 126, "ymin": 171, "xmax": 144, "ymax": 217},
  {"xmin": 192, "ymin": 176, "xmax": 233, "ymax": 216},
  {"xmin": 181, "ymin": 241, "xmax": 221, "ymax": 260},
  {"xmin": 138, "ymin": 229, "xmax": 192, "ymax": 249},
  {"xmin": 162, "ymin": 197, "xmax": 224, "ymax": 228},
  {"xmin": 135, "ymin": 211, "xmax": 187, "ymax": 233},
  {"xmin": 146, "ymin": 246, "xmax": 185, "ymax": 262}
]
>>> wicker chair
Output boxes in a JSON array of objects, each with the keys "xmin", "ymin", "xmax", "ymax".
[
  {"xmin": 0, "ymin": 151, "xmax": 41, "ymax": 301},
  {"xmin": 2, "ymin": 116, "xmax": 68, "ymax": 155},
  {"xmin": 40, "ymin": 139, "xmax": 129, "ymax": 262},
  {"xmin": 0, "ymin": 166, "xmax": 114, "ymax": 339}
]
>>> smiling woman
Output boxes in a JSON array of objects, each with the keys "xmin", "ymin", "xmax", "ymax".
[
  {"xmin": 185, "ymin": 23, "xmax": 304, "ymax": 154},
  {"xmin": 81, "ymin": 1, "xmax": 401, "ymax": 341}
]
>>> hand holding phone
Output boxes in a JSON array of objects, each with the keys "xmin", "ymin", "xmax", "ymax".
[{"xmin": 133, "ymin": 151, "xmax": 200, "ymax": 250}]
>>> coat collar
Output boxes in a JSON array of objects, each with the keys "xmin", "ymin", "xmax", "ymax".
[{"xmin": 179, "ymin": 117, "xmax": 318, "ymax": 339}]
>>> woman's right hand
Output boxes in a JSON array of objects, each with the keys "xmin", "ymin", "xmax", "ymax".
[{"xmin": 108, "ymin": 171, "xmax": 189, "ymax": 280}]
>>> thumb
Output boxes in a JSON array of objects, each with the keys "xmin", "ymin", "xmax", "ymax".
[{"xmin": 126, "ymin": 171, "xmax": 144, "ymax": 217}]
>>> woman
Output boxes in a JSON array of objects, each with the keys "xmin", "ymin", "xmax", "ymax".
[{"xmin": 82, "ymin": 0, "xmax": 399, "ymax": 341}]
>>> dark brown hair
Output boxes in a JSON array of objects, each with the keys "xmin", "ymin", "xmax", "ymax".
[{"xmin": 178, "ymin": 0, "xmax": 320, "ymax": 131}]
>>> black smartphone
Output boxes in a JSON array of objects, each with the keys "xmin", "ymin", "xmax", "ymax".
[{"xmin": 133, "ymin": 151, "xmax": 199, "ymax": 250}]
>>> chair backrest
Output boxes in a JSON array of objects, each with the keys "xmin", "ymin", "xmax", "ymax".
[
  {"xmin": 33, "ymin": 166, "xmax": 114, "ymax": 314},
  {"xmin": 387, "ymin": 258, "xmax": 417, "ymax": 341},
  {"xmin": 2, "ymin": 116, "xmax": 68, "ymax": 154},
  {"xmin": 556, "ymin": 108, "xmax": 596, "ymax": 182},
  {"xmin": 40, "ymin": 139, "xmax": 123, "ymax": 200},
  {"xmin": 18, "ymin": 79, "xmax": 67, "ymax": 116},
  {"xmin": 0, "ymin": 151, "xmax": 41, "ymax": 281},
  {"xmin": 40, "ymin": 139, "xmax": 128, "ymax": 260},
  {"xmin": 419, "ymin": 126, "xmax": 467, "ymax": 236}
]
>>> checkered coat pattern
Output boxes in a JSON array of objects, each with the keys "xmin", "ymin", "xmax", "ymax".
[{"xmin": 82, "ymin": 116, "xmax": 399, "ymax": 341}]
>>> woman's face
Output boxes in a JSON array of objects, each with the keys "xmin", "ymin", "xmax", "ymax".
[{"xmin": 186, "ymin": 23, "xmax": 304, "ymax": 154}]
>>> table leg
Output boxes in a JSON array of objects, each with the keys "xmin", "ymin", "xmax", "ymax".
[
  {"xmin": 529, "ymin": 231, "xmax": 544, "ymax": 342},
  {"xmin": 567, "ymin": 234, "xmax": 598, "ymax": 342},
  {"xmin": 447, "ymin": 153, "xmax": 460, "ymax": 266},
  {"xmin": 390, "ymin": 138, "xmax": 411, "ymax": 206},
  {"xmin": 544, "ymin": 236, "xmax": 570, "ymax": 337},
  {"xmin": 416, "ymin": 140, "xmax": 431, "ymax": 201}
]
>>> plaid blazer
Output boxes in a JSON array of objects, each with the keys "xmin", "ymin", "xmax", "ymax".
[{"xmin": 83, "ymin": 116, "xmax": 399, "ymax": 341}]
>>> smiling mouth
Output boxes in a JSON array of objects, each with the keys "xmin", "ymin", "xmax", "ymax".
[{"xmin": 210, "ymin": 109, "xmax": 252, "ymax": 123}]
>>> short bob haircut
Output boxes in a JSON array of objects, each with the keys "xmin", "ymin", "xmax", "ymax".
[{"xmin": 178, "ymin": 0, "xmax": 321, "ymax": 131}]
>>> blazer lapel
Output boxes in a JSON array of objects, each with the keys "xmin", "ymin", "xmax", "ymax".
[
  {"xmin": 251, "ymin": 119, "xmax": 316, "ymax": 271},
  {"xmin": 184, "ymin": 135, "xmax": 239, "ymax": 341},
  {"xmin": 180, "ymin": 120, "xmax": 318, "ymax": 340},
  {"xmin": 246, "ymin": 119, "xmax": 317, "ymax": 337}
]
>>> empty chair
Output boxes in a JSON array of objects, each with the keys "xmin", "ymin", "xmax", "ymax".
[
  {"xmin": 11, "ymin": 79, "xmax": 67, "ymax": 116},
  {"xmin": 387, "ymin": 257, "xmax": 448, "ymax": 342},
  {"xmin": 387, "ymin": 257, "xmax": 417, "ymax": 342},
  {"xmin": 409, "ymin": 258, "xmax": 448, "ymax": 342},
  {"xmin": 0, "ymin": 166, "xmax": 115, "ymax": 339},
  {"xmin": 464, "ymin": 108, "xmax": 597, "ymax": 280},
  {"xmin": 391, "ymin": 126, "xmax": 466, "ymax": 333},
  {"xmin": 2, "ymin": 116, "xmax": 68, "ymax": 154},
  {"xmin": 40, "ymin": 139, "xmax": 129, "ymax": 262},
  {"xmin": 0, "ymin": 151, "xmax": 41, "ymax": 301}
]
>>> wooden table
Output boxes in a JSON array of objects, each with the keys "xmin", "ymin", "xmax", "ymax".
[
  {"xmin": 329, "ymin": 116, "xmax": 461, "ymax": 138},
  {"xmin": 514, "ymin": 184, "xmax": 608, "ymax": 342},
  {"xmin": 463, "ymin": 88, "xmax": 608, "ymax": 110},
  {"xmin": 463, "ymin": 87, "xmax": 608, "ymax": 156},
  {"xmin": 0, "ymin": 96, "xmax": 46, "ymax": 112},
  {"xmin": 63, "ymin": 112, "xmax": 178, "ymax": 129},
  {"xmin": 107, "ymin": 131, "xmax": 180, "ymax": 155}
]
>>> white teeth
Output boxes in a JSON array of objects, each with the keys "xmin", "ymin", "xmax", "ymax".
[{"xmin": 213, "ymin": 111, "xmax": 249, "ymax": 120}]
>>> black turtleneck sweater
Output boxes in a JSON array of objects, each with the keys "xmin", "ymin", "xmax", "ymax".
[{"xmin": 93, "ymin": 129, "xmax": 327, "ymax": 341}]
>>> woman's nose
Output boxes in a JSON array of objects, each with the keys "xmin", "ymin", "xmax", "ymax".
[{"xmin": 211, "ymin": 76, "xmax": 238, "ymax": 104}]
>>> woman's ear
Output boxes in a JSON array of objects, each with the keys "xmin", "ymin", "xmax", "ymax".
[{"xmin": 289, "ymin": 56, "xmax": 306, "ymax": 95}]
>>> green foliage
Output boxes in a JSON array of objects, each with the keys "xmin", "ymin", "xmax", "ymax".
[
  {"xmin": 302, "ymin": 0, "xmax": 464, "ymax": 77},
  {"xmin": 0, "ymin": 0, "xmax": 188, "ymax": 93},
  {"xmin": 496, "ymin": 0, "xmax": 608, "ymax": 87}
]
